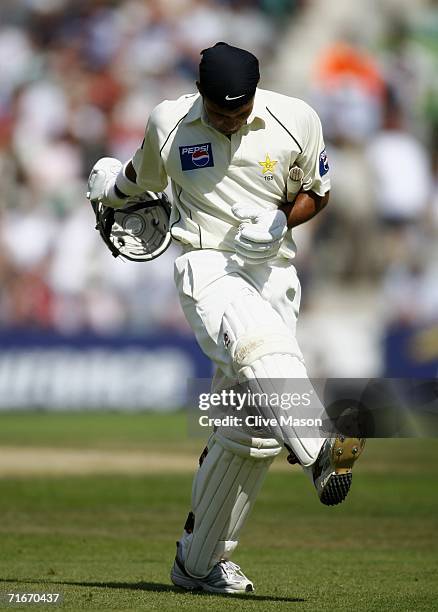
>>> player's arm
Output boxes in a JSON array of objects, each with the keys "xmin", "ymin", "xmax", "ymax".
[
  {"xmin": 279, "ymin": 189, "xmax": 330, "ymax": 229},
  {"xmin": 279, "ymin": 103, "xmax": 331, "ymax": 228}
]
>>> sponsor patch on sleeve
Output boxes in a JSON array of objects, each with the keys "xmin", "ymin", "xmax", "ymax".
[
  {"xmin": 319, "ymin": 148, "xmax": 329, "ymax": 176},
  {"xmin": 179, "ymin": 143, "xmax": 214, "ymax": 171}
]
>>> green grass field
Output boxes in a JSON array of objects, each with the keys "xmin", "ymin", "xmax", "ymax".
[{"xmin": 0, "ymin": 412, "xmax": 437, "ymax": 611}]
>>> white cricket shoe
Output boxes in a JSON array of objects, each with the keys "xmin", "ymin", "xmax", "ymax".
[
  {"xmin": 170, "ymin": 542, "xmax": 254, "ymax": 594},
  {"xmin": 312, "ymin": 436, "xmax": 366, "ymax": 506}
]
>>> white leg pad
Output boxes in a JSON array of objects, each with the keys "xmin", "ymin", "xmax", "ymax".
[
  {"xmin": 221, "ymin": 289, "xmax": 325, "ymax": 466},
  {"xmin": 240, "ymin": 355, "xmax": 324, "ymax": 466},
  {"xmin": 184, "ymin": 428, "xmax": 281, "ymax": 578}
]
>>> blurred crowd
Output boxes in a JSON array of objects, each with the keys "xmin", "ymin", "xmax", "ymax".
[
  {"xmin": 0, "ymin": 0, "xmax": 436, "ymax": 337},
  {"xmin": 291, "ymin": 4, "xmax": 438, "ymax": 334}
]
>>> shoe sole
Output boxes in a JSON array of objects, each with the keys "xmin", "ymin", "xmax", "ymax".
[{"xmin": 320, "ymin": 437, "xmax": 365, "ymax": 506}]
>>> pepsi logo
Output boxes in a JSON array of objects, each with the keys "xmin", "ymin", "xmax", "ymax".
[{"xmin": 179, "ymin": 142, "xmax": 214, "ymax": 171}]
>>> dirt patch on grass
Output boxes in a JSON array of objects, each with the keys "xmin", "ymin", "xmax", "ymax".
[
  {"xmin": 0, "ymin": 446, "xmax": 297, "ymax": 476},
  {"xmin": 0, "ymin": 447, "xmax": 199, "ymax": 476}
]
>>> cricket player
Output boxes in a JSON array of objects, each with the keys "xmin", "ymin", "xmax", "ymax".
[{"xmin": 87, "ymin": 42, "xmax": 365, "ymax": 594}]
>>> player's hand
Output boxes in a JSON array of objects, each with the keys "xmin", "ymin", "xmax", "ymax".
[
  {"xmin": 232, "ymin": 204, "xmax": 288, "ymax": 265},
  {"xmin": 87, "ymin": 157, "xmax": 122, "ymax": 206}
]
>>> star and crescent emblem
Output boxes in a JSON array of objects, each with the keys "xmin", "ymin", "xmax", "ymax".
[{"xmin": 258, "ymin": 153, "xmax": 277, "ymax": 174}]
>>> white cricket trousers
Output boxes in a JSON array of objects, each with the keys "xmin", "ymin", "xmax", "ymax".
[
  {"xmin": 175, "ymin": 247, "xmax": 302, "ymax": 375},
  {"xmin": 174, "ymin": 247, "xmax": 324, "ymax": 453},
  {"xmin": 173, "ymin": 247, "xmax": 324, "ymax": 577}
]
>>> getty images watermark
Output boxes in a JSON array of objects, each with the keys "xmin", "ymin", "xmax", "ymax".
[
  {"xmin": 197, "ymin": 388, "xmax": 322, "ymax": 430},
  {"xmin": 187, "ymin": 378, "xmax": 438, "ymax": 439},
  {"xmin": 187, "ymin": 379, "xmax": 328, "ymax": 442}
]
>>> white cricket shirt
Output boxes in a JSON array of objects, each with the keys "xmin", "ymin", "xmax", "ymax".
[{"xmin": 131, "ymin": 88, "xmax": 330, "ymax": 259}]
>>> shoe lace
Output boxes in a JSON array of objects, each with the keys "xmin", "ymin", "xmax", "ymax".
[{"xmin": 218, "ymin": 560, "xmax": 242, "ymax": 580}]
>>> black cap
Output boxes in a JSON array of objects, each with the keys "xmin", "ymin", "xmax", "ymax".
[{"xmin": 199, "ymin": 42, "xmax": 260, "ymax": 109}]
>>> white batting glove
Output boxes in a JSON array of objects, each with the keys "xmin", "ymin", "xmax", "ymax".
[
  {"xmin": 287, "ymin": 165, "xmax": 304, "ymax": 201},
  {"xmin": 87, "ymin": 157, "xmax": 125, "ymax": 208},
  {"xmin": 232, "ymin": 203, "xmax": 288, "ymax": 265}
]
